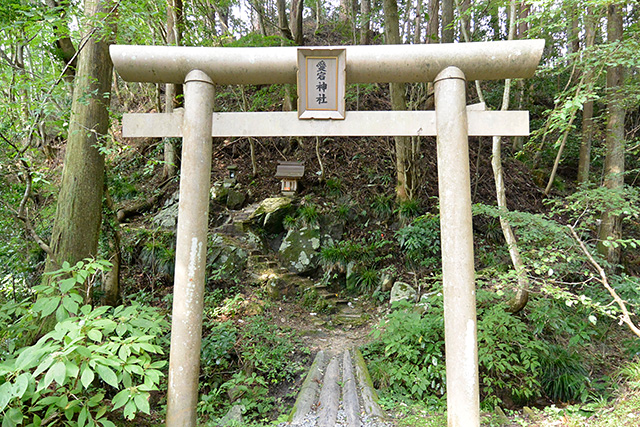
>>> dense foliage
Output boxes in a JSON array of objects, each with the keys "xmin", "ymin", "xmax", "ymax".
[{"xmin": 0, "ymin": 0, "xmax": 639, "ymax": 425}]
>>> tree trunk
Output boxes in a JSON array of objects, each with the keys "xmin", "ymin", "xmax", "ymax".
[
  {"xmin": 360, "ymin": 0, "xmax": 372, "ymax": 44},
  {"xmin": 569, "ymin": 8, "xmax": 580, "ymax": 55},
  {"xmin": 492, "ymin": 0, "xmax": 529, "ymax": 312},
  {"xmin": 290, "ymin": 0, "xmax": 304, "ymax": 45},
  {"xmin": 383, "ymin": 0, "xmax": 412, "ymax": 202},
  {"xmin": 46, "ymin": 0, "xmax": 116, "ymax": 278},
  {"xmin": 277, "ymin": 0, "xmax": 293, "ymax": 40},
  {"xmin": 598, "ymin": 4, "xmax": 625, "ymax": 265},
  {"xmin": 44, "ymin": 0, "xmax": 78, "ymax": 80},
  {"xmin": 460, "ymin": 0, "xmax": 470, "ymax": 40},
  {"xmin": 314, "ymin": 0, "xmax": 323, "ymax": 33},
  {"xmin": 163, "ymin": 0, "xmax": 183, "ymax": 179},
  {"xmin": 577, "ymin": 7, "xmax": 597, "ymax": 185},
  {"xmin": 517, "ymin": 2, "xmax": 529, "ymax": 39},
  {"xmin": 426, "ymin": 0, "xmax": 439, "ymax": 43},
  {"xmin": 413, "ymin": 0, "xmax": 422, "ymax": 43},
  {"xmin": 442, "ymin": 0, "xmax": 454, "ymax": 43}
]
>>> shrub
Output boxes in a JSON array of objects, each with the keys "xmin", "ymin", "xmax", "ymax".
[
  {"xmin": 236, "ymin": 316, "xmax": 308, "ymax": 385},
  {"xmin": 347, "ymin": 267, "xmax": 379, "ymax": 294},
  {"xmin": 296, "ymin": 204, "xmax": 320, "ymax": 228},
  {"xmin": 476, "ymin": 288, "xmax": 547, "ymax": 407},
  {"xmin": 0, "ymin": 260, "xmax": 168, "ymax": 426},
  {"xmin": 395, "ymin": 214, "xmax": 441, "ymax": 270},
  {"xmin": 364, "ymin": 284, "xmax": 553, "ymax": 407},
  {"xmin": 324, "ymin": 178, "xmax": 343, "ymax": 197},
  {"xmin": 321, "ymin": 236, "xmax": 392, "ymax": 295},
  {"xmin": 363, "ymin": 298, "xmax": 446, "ymax": 400},
  {"xmin": 0, "ymin": 304, "xmax": 167, "ymax": 426}
]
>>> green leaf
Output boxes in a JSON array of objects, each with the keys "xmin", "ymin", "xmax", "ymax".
[
  {"xmin": 81, "ymin": 367, "xmax": 95, "ymax": 389},
  {"xmin": 2, "ymin": 413, "xmax": 15, "ymax": 427},
  {"xmin": 93, "ymin": 319, "xmax": 117, "ymax": 331},
  {"xmin": 3, "ymin": 407, "xmax": 22, "ymax": 427},
  {"xmin": 15, "ymin": 346, "xmax": 48, "ymax": 371},
  {"xmin": 0, "ymin": 382, "xmax": 12, "ymax": 411},
  {"xmin": 64, "ymin": 406, "xmax": 75, "ymax": 421},
  {"xmin": 111, "ymin": 389, "xmax": 130, "ymax": 410},
  {"xmin": 78, "ymin": 406, "xmax": 89, "ymax": 427},
  {"xmin": 13, "ymin": 372, "xmax": 30, "ymax": 398},
  {"xmin": 87, "ymin": 329, "xmax": 103, "ymax": 342},
  {"xmin": 58, "ymin": 277, "xmax": 77, "ymax": 293},
  {"xmin": 118, "ymin": 345, "xmax": 131, "ymax": 360},
  {"xmin": 50, "ymin": 361, "xmax": 67, "ymax": 386},
  {"xmin": 65, "ymin": 361, "xmax": 80, "ymax": 381},
  {"xmin": 115, "ymin": 322, "xmax": 127, "ymax": 337},
  {"xmin": 33, "ymin": 296, "xmax": 60, "ymax": 317},
  {"xmin": 123, "ymin": 399, "xmax": 137, "ymax": 420},
  {"xmin": 61, "ymin": 296, "xmax": 79, "ymax": 315},
  {"xmin": 134, "ymin": 392, "xmax": 150, "ymax": 414},
  {"xmin": 95, "ymin": 364, "xmax": 118, "ymax": 388}
]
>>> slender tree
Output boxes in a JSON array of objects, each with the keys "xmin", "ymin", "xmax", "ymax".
[
  {"xmin": 290, "ymin": 0, "xmax": 304, "ymax": 45},
  {"xmin": 442, "ymin": 0, "xmax": 454, "ymax": 43},
  {"xmin": 277, "ymin": 0, "xmax": 293, "ymax": 40},
  {"xmin": 44, "ymin": 0, "xmax": 78, "ymax": 81},
  {"xmin": 491, "ymin": 0, "xmax": 529, "ymax": 312},
  {"xmin": 598, "ymin": 3, "xmax": 626, "ymax": 265},
  {"xmin": 163, "ymin": 0, "xmax": 183, "ymax": 179},
  {"xmin": 427, "ymin": 0, "xmax": 439, "ymax": 43},
  {"xmin": 577, "ymin": 6, "xmax": 597, "ymax": 185},
  {"xmin": 383, "ymin": 0, "xmax": 414, "ymax": 201},
  {"xmin": 360, "ymin": 0, "xmax": 372, "ymax": 44}
]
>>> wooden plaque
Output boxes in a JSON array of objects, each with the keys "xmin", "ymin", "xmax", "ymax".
[{"xmin": 297, "ymin": 48, "xmax": 346, "ymax": 120}]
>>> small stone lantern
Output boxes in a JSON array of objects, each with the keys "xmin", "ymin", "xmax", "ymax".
[
  {"xmin": 224, "ymin": 164, "xmax": 238, "ymax": 187},
  {"xmin": 275, "ymin": 161, "xmax": 305, "ymax": 196}
]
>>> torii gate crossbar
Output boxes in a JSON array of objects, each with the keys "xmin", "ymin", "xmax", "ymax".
[{"xmin": 110, "ymin": 40, "xmax": 544, "ymax": 427}]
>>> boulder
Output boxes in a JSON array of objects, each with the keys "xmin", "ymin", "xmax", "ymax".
[
  {"xmin": 207, "ymin": 234, "xmax": 249, "ymax": 280},
  {"xmin": 390, "ymin": 281, "xmax": 417, "ymax": 304},
  {"xmin": 379, "ymin": 273, "xmax": 395, "ymax": 292},
  {"xmin": 152, "ymin": 203, "xmax": 179, "ymax": 229},
  {"xmin": 226, "ymin": 188, "xmax": 246, "ymax": 210},
  {"xmin": 211, "ymin": 181, "xmax": 229, "ymax": 204},
  {"xmin": 218, "ymin": 404, "xmax": 245, "ymax": 427},
  {"xmin": 151, "ymin": 190, "xmax": 180, "ymax": 229},
  {"xmin": 278, "ymin": 227, "xmax": 322, "ymax": 275},
  {"xmin": 249, "ymin": 197, "xmax": 294, "ymax": 233}
]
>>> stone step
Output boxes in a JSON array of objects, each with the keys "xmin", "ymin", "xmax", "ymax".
[
  {"xmin": 247, "ymin": 254, "xmax": 279, "ymax": 270},
  {"xmin": 288, "ymin": 349, "xmax": 387, "ymax": 426}
]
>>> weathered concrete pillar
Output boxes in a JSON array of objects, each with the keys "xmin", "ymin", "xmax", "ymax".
[
  {"xmin": 434, "ymin": 66, "xmax": 479, "ymax": 427},
  {"xmin": 166, "ymin": 69, "xmax": 215, "ymax": 427}
]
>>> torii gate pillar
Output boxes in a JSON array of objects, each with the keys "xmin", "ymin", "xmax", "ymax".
[
  {"xmin": 435, "ymin": 66, "xmax": 479, "ymax": 426},
  {"xmin": 165, "ymin": 70, "xmax": 215, "ymax": 426}
]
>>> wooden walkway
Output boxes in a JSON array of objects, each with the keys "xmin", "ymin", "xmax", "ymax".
[{"xmin": 287, "ymin": 349, "xmax": 387, "ymax": 426}]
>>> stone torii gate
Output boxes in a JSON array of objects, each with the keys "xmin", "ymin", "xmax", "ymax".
[{"xmin": 110, "ymin": 40, "xmax": 544, "ymax": 427}]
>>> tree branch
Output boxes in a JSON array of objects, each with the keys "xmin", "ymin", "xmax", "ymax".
[
  {"xmin": 569, "ymin": 225, "xmax": 640, "ymax": 338},
  {"xmin": 0, "ymin": 132, "xmax": 54, "ymax": 258}
]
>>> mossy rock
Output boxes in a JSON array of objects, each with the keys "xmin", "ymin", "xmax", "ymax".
[
  {"xmin": 207, "ymin": 234, "xmax": 249, "ymax": 280},
  {"xmin": 249, "ymin": 197, "xmax": 294, "ymax": 233},
  {"xmin": 278, "ymin": 227, "xmax": 322, "ymax": 275}
]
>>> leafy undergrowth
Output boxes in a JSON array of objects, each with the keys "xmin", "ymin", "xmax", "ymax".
[{"xmin": 386, "ymin": 386, "xmax": 640, "ymax": 427}]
